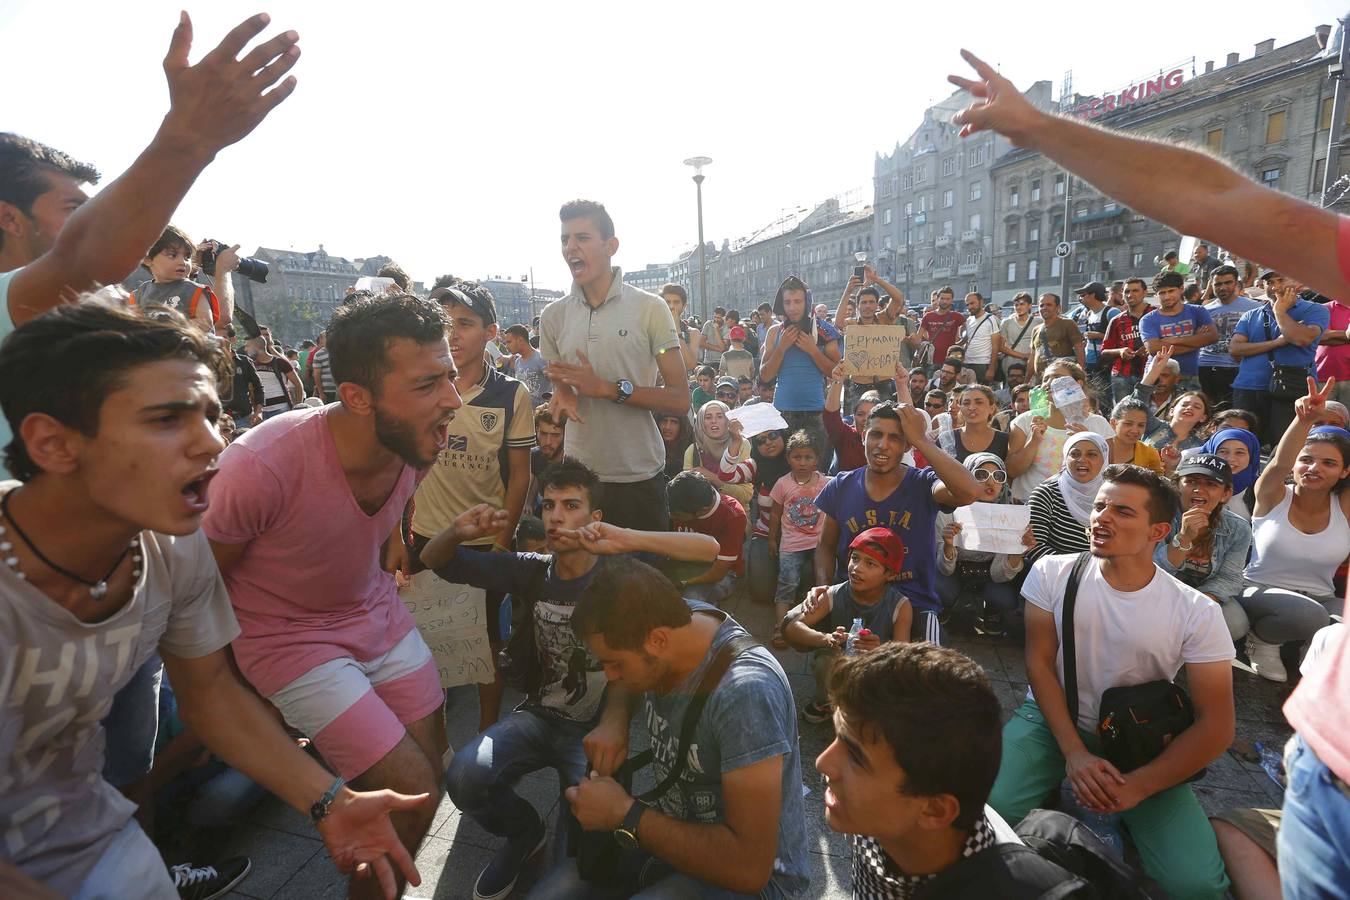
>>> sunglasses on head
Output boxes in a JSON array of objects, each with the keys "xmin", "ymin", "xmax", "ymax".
[{"xmin": 973, "ymin": 469, "xmax": 1008, "ymax": 484}]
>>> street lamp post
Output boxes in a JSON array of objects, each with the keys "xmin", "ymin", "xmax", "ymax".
[
  {"xmin": 684, "ymin": 156, "xmax": 713, "ymax": 321},
  {"xmin": 1323, "ymin": 16, "xmax": 1349, "ymax": 207}
]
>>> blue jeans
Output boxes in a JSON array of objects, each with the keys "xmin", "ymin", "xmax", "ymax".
[
  {"xmin": 773, "ymin": 548, "xmax": 814, "ymax": 607},
  {"xmin": 528, "ymin": 854, "xmax": 787, "ymax": 899},
  {"xmin": 102, "ymin": 655, "xmax": 162, "ymax": 787},
  {"xmin": 445, "ymin": 707, "xmax": 590, "ymax": 859},
  {"xmin": 686, "ymin": 572, "xmax": 738, "ymax": 607},
  {"xmin": 1110, "ymin": 375, "xmax": 1140, "ymax": 409},
  {"xmin": 1279, "ymin": 734, "xmax": 1350, "ymax": 899},
  {"xmin": 71, "ymin": 819, "xmax": 177, "ymax": 900}
]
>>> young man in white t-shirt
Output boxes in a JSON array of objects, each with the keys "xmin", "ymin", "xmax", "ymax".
[
  {"xmin": 988, "ymin": 463, "xmax": 1235, "ymax": 900},
  {"xmin": 0, "ymin": 302, "xmax": 425, "ymax": 900}
]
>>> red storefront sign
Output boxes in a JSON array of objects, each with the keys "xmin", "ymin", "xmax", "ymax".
[{"xmin": 1075, "ymin": 68, "xmax": 1185, "ymax": 119}]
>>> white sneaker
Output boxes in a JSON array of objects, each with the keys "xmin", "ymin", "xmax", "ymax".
[{"xmin": 1247, "ymin": 637, "xmax": 1288, "ymax": 683}]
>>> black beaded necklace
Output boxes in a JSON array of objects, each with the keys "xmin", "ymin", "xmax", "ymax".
[{"xmin": 0, "ymin": 488, "xmax": 141, "ymax": 600}]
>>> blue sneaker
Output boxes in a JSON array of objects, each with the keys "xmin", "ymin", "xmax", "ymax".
[{"xmin": 473, "ymin": 827, "xmax": 547, "ymax": 900}]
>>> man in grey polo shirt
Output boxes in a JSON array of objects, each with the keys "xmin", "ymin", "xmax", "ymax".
[{"xmin": 543, "ymin": 199, "xmax": 691, "ymax": 530}]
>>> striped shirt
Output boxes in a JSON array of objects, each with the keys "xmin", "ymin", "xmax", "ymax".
[
  {"xmin": 1025, "ymin": 477, "xmax": 1090, "ymax": 568},
  {"xmin": 311, "ymin": 347, "xmax": 338, "ymax": 398}
]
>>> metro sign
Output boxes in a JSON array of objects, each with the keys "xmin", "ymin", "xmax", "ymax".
[{"xmin": 1075, "ymin": 68, "xmax": 1186, "ymax": 119}]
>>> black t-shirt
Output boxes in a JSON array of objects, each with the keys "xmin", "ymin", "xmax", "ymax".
[{"xmin": 225, "ymin": 351, "xmax": 265, "ymax": 418}]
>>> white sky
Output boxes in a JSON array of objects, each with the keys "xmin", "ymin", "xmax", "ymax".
[{"xmin": 3, "ymin": 0, "xmax": 1340, "ymax": 291}]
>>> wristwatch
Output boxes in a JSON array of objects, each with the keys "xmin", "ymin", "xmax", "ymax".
[
  {"xmin": 310, "ymin": 775, "xmax": 346, "ymax": 824},
  {"xmin": 1170, "ymin": 535, "xmax": 1194, "ymax": 552},
  {"xmin": 614, "ymin": 379, "xmax": 635, "ymax": 404},
  {"xmin": 613, "ymin": 799, "xmax": 648, "ymax": 850}
]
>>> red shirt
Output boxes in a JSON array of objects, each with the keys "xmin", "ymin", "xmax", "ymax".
[
  {"xmin": 676, "ymin": 493, "xmax": 747, "ymax": 575},
  {"xmin": 823, "ymin": 409, "xmax": 868, "ymax": 472},
  {"xmin": 1100, "ymin": 310, "xmax": 1146, "ymax": 377},
  {"xmin": 921, "ymin": 310, "xmax": 966, "ymax": 363}
]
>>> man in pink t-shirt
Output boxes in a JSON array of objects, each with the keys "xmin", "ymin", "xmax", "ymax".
[
  {"xmin": 1315, "ymin": 295, "xmax": 1350, "ymax": 409},
  {"xmin": 205, "ymin": 294, "xmax": 462, "ymax": 899}
]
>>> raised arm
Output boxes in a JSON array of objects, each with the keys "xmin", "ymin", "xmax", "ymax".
[
  {"xmin": 834, "ymin": 276, "xmax": 861, "ymax": 332},
  {"xmin": 8, "ymin": 14, "xmax": 300, "ymax": 326},
  {"xmin": 1255, "ymin": 378, "xmax": 1330, "ymax": 515},
  {"xmin": 949, "ymin": 49, "xmax": 1350, "ymax": 300}
]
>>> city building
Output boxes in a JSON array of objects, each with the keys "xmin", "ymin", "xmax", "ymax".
[{"xmin": 623, "ymin": 262, "xmax": 672, "ymax": 294}]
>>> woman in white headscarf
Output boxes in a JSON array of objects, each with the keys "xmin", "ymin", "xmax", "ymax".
[
  {"xmin": 683, "ymin": 400, "xmax": 753, "ymax": 507},
  {"xmin": 1025, "ymin": 431, "xmax": 1109, "ymax": 567}
]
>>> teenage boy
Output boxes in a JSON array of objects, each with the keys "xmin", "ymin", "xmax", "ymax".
[
  {"xmin": 542, "ymin": 199, "xmax": 689, "ymax": 531},
  {"xmin": 988, "ymin": 464, "xmax": 1235, "ymax": 900},
  {"xmin": 128, "ymin": 225, "xmax": 228, "ymax": 333},
  {"xmin": 0, "ymin": 13, "xmax": 299, "ymax": 476},
  {"xmin": 526, "ymin": 405, "xmax": 566, "ymax": 517},
  {"xmin": 919, "ymin": 286, "xmax": 965, "ymax": 366},
  {"xmin": 691, "ymin": 365, "xmax": 716, "ymax": 409},
  {"xmin": 825, "ymin": 361, "xmax": 912, "ymax": 472},
  {"xmin": 667, "ymin": 470, "xmax": 747, "ymax": 607},
  {"xmin": 532, "ymin": 557, "xmax": 812, "ymax": 898},
  {"xmin": 819, "ymin": 642, "xmax": 1092, "ymax": 898},
  {"xmin": 504, "ymin": 323, "xmax": 551, "ymax": 406},
  {"xmin": 204, "ymin": 294, "xmax": 461, "ymax": 900},
  {"xmin": 701, "ymin": 306, "xmax": 728, "ymax": 363},
  {"xmin": 244, "ymin": 331, "xmax": 304, "ymax": 418},
  {"xmin": 410, "ymin": 278, "xmax": 534, "ymax": 730},
  {"xmin": 1099, "ymin": 277, "xmax": 1152, "ymax": 406},
  {"xmin": 0, "ymin": 302, "xmax": 424, "ymax": 900},
  {"xmin": 814, "ymin": 403, "xmax": 979, "ymax": 645},
  {"xmin": 419, "ymin": 460, "xmax": 718, "ymax": 900},
  {"xmin": 1074, "ymin": 281, "xmax": 1118, "ymax": 396},
  {"xmin": 994, "ymin": 292, "xmax": 1037, "ymax": 381},
  {"xmin": 719, "ymin": 325, "xmax": 755, "ymax": 380},
  {"xmin": 1141, "ymin": 270, "xmax": 1218, "ymax": 391},
  {"xmin": 784, "ymin": 528, "xmax": 913, "ymax": 723}
]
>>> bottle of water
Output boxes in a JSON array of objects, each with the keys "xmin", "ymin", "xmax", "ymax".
[
  {"xmin": 1049, "ymin": 375, "xmax": 1089, "ymax": 427},
  {"xmin": 1059, "ymin": 783, "xmax": 1125, "ymax": 860},
  {"xmin": 845, "ymin": 618, "xmax": 865, "ymax": 655}
]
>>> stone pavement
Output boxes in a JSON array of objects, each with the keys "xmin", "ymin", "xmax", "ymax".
[{"xmin": 220, "ymin": 587, "xmax": 1293, "ymax": 899}]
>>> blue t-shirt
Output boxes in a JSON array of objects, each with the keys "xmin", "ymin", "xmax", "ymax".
[
  {"xmin": 1198, "ymin": 296, "xmax": 1262, "ymax": 369},
  {"xmin": 1139, "ymin": 304, "xmax": 1214, "ymax": 375},
  {"xmin": 1231, "ymin": 301, "xmax": 1331, "ymax": 391},
  {"xmin": 645, "ymin": 601, "xmax": 811, "ymax": 897},
  {"xmin": 0, "ymin": 270, "xmax": 16, "ymax": 478},
  {"xmin": 814, "ymin": 466, "xmax": 942, "ymax": 613},
  {"xmin": 1081, "ymin": 305, "xmax": 1119, "ymax": 365}
]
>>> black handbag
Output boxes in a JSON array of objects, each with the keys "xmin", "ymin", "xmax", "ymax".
[
  {"xmin": 1262, "ymin": 310, "xmax": 1310, "ymax": 400},
  {"xmin": 570, "ymin": 634, "xmax": 758, "ymax": 883},
  {"xmin": 1062, "ymin": 553, "xmax": 1205, "ymax": 781}
]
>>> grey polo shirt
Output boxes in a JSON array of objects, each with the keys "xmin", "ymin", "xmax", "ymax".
[{"xmin": 540, "ymin": 267, "xmax": 680, "ymax": 482}]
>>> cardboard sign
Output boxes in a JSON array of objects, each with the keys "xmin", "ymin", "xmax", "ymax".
[
  {"xmin": 842, "ymin": 325, "xmax": 908, "ymax": 378},
  {"xmin": 953, "ymin": 503, "xmax": 1031, "ymax": 555},
  {"xmin": 400, "ymin": 570, "xmax": 495, "ymax": 689}
]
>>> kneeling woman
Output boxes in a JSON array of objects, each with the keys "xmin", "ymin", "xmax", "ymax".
[
  {"xmin": 1240, "ymin": 387, "xmax": 1349, "ymax": 682},
  {"xmin": 1025, "ymin": 432, "xmax": 1108, "ymax": 567},
  {"xmin": 1154, "ymin": 454, "xmax": 1252, "ymax": 643},
  {"xmin": 936, "ymin": 453, "xmax": 1029, "ymax": 637}
]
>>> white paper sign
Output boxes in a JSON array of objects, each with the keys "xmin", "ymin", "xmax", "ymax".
[
  {"xmin": 953, "ymin": 503, "xmax": 1031, "ymax": 555},
  {"xmin": 400, "ymin": 570, "xmax": 495, "ymax": 689},
  {"xmin": 727, "ymin": 403, "xmax": 789, "ymax": 438}
]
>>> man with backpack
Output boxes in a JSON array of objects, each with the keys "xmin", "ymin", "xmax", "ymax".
[
  {"xmin": 988, "ymin": 464, "xmax": 1235, "ymax": 900},
  {"xmin": 419, "ymin": 459, "xmax": 718, "ymax": 900},
  {"xmin": 243, "ymin": 331, "xmax": 304, "ymax": 419}
]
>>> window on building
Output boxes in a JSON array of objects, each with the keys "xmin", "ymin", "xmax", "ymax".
[
  {"xmin": 968, "ymin": 213, "xmax": 982, "ymax": 231},
  {"xmin": 915, "ymin": 166, "xmax": 928, "ymax": 185},
  {"xmin": 1050, "ymin": 256, "xmax": 1061, "ymax": 278},
  {"xmin": 942, "ymin": 219, "xmax": 953, "ymax": 236},
  {"xmin": 943, "ymin": 157, "xmax": 958, "ymax": 176},
  {"xmin": 1205, "ymin": 128, "xmax": 1223, "ymax": 151},
  {"xmin": 1261, "ymin": 167, "xmax": 1282, "ymax": 189},
  {"xmin": 1028, "ymin": 259, "xmax": 1038, "ymax": 281},
  {"xmin": 883, "ymin": 235, "xmax": 893, "ymax": 250},
  {"xmin": 1132, "ymin": 246, "xmax": 1145, "ymax": 267},
  {"xmin": 883, "ymin": 208, "xmax": 893, "ymax": 225},
  {"xmin": 969, "ymin": 181, "xmax": 983, "ymax": 201},
  {"xmin": 1314, "ymin": 158, "xmax": 1327, "ymax": 193},
  {"xmin": 1054, "ymin": 174, "xmax": 1065, "ymax": 197},
  {"xmin": 1073, "ymin": 257, "xmax": 1086, "ymax": 274},
  {"xmin": 1031, "ymin": 179, "xmax": 1042, "ymax": 203},
  {"xmin": 1009, "ymin": 186, "xmax": 1020, "ymax": 207},
  {"xmin": 1265, "ymin": 110, "xmax": 1286, "ymax": 145},
  {"xmin": 902, "ymin": 174, "xmax": 913, "ymax": 190},
  {"xmin": 943, "ymin": 189, "xmax": 954, "ymax": 208},
  {"xmin": 1006, "ymin": 262, "xmax": 1017, "ymax": 283},
  {"xmin": 1005, "ymin": 222, "xmax": 1019, "ymax": 250},
  {"xmin": 1028, "ymin": 222, "xmax": 1040, "ymax": 243}
]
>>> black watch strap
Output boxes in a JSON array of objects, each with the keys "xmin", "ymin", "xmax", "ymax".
[{"xmin": 310, "ymin": 775, "xmax": 345, "ymax": 824}]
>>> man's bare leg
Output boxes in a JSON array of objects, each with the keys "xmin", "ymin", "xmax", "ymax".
[{"xmin": 346, "ymin": 708, "xmax": 444, "ymax": 900}]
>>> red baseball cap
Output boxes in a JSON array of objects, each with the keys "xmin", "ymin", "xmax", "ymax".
[
  {"xmin": 729, "ymin": 325, "xmax": 747, "ymax": 341},
  {"xmin": 849, "ymin": 527, "xmax": 905, "ymax": 573}
]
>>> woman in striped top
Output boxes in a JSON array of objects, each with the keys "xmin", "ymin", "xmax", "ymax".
[{"xmin": 1025, "ymin": 431, "xmax": 1109, "ymax": 567}]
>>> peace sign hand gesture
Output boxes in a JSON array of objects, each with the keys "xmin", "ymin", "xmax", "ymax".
[{"xmin": 1296, "ymin": 377, "xmax": 1336, "ymax": 424}]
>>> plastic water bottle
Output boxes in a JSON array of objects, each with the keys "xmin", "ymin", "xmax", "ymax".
[
  {"xmin": 845, "ymin": 618, "xmax": 865, "ymax": 655},
  {"xmin": 936, "ymin": 414, "xmax": 957, "ymax": 455},
  {"xmin": 1049, "ymin": 375, "xmax": 1089, "ymax": 427},
  {"xmin": 1059, "ymin": 784, "xmax": 1125, "ymax": 860}
]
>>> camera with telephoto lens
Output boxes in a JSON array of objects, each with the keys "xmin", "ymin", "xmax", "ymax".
[{"xmin": 199, "ymin": 239, "xmax": 269, "ymax": 283}]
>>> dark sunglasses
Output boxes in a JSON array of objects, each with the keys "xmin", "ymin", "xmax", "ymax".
[{"xmin": 924, "ymin": 401, "xmax": 946, "ymax": 409}]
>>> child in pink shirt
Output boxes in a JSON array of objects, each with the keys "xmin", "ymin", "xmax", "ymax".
[{"xmin": 768, "ymin": 431, "xmax": 827, "ymax": 647}]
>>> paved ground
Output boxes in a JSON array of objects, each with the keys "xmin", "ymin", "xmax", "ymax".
[{"xmin": 218, "ymin": 588, "xmax": 1293, "ymax": 899}]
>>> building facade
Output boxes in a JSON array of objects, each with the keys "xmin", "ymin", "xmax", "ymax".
[{"xmin": 623, "ymin": 262, "xmax": 672, "ymax": 295}]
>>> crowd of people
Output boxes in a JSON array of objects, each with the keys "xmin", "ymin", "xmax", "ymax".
[{"xmin": 0, "ymin": 16, "xmax": 1346, "ymax": 900}]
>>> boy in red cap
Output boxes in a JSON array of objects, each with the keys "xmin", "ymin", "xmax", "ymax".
[
  {"xmin": 719, "ymin": 325, "xmax": 755, "ymax": 380},
  {"xmin": 782, "ymin": 527, "xmax": 914, "ymax": 723}
]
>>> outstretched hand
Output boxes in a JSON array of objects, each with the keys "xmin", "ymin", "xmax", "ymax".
[
  {"xmin": 947, "ymin": 50, "xmax": 1045, "ymax": 145},
  {"xmin": 317, "ymin": 788, "xmax": 429, "ymax": 899},
  {"xmin": 161, "ymin": 13, "xmax": 301, "ymax": 156}
]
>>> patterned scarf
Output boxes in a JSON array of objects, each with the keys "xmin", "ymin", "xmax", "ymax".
[{"xmin": 851, "ymin": 815, "xmax": 997, "ymax": 899}]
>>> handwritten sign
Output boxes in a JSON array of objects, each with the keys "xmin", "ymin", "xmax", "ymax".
[
  {"xmin": 953, "ymin": 503, "xmax": 1031, "ymax": 555},
  {"xmin": 842, "ymin": 325, "xmax": 907, "ymax": 378},
  {"xmin": 726, "ymin": 402, "xmax": 789, "ymax": 438},
  {"xmin": 400, "ymin": 570, "xmax": 494, "ymax": 689}
]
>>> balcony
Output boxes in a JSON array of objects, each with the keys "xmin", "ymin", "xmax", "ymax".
[
  {"xmin": 930, "ymin": 267, "xmax": 954, "ymax": 279},
  {"xmin": 961, "ymin": 229, "xmax": 981, "ymax": 243},
  {"xmin": 1075, "ymin": 223, "xmax": 1127, "ymax": 243},
  {"xmin": 935, "ymin": 234, "xmax": 953, "ymax": 248},
  {"xmin": 958, "ymin": 263, "xmax": 980, "ymax": 276}
]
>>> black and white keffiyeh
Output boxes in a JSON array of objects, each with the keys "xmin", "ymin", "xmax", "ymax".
[{"xmin": 851, "ymin": 815, "xmax": 997, "ymax": 899}]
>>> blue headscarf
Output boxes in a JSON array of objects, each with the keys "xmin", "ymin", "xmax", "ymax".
[{"xmin": 1200, "ymin": 427, "xmax": 1262, "ymax": 493}]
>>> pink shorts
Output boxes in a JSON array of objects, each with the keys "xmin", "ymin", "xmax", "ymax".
[{"xmin": 267, "ymin": 627, "xmax": 442, "ymax": 779}]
